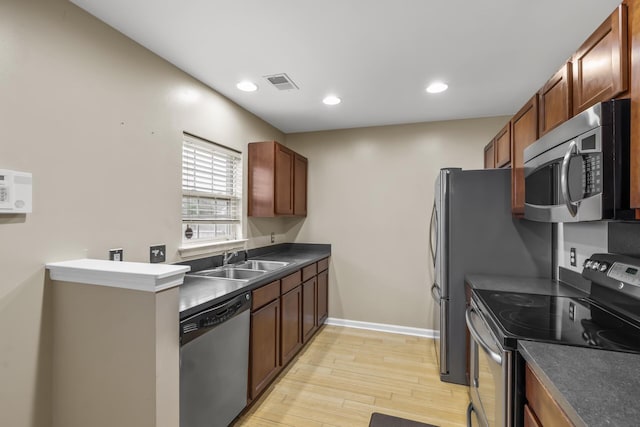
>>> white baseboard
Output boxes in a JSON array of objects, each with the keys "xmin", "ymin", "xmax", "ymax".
[{"xmin": 325, "ymin": 317, "xmax": 439, "ymax": 339}]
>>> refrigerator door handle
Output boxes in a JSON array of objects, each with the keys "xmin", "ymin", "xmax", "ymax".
[
  {"xmin": 429, "ymin": 202, "xmax": 437, "ymax": 266},
  {"xmin": 439, "ymin": 299, "xmax": 448, "ymax": 374},
  {"xmin": 431, "ymin": 283, "xmax": 441, "ymax": 304}
]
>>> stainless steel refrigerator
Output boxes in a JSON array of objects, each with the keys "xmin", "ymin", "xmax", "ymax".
[{"xmin": 430, "ymin": 168, "xmax": 552, "ymax": 385}]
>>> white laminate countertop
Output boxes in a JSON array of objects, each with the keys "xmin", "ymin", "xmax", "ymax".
[{"xmin": 46, "ymin": 259, "xmax": 190, "ymax": 292}]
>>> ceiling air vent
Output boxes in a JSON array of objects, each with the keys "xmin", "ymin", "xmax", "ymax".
[{"xmin": 264, "ymin": 73, "xmax": 299, "ymax": 91}]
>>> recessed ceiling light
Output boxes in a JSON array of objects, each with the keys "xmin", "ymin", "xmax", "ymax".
[
  {"xmin": 236, "ymin": 81, "xmax": 258, "ymax": 92},
  {"xmin": 323, "ymin": 95, "xmax": 341, "ymax": 105},
  {"xmin": 426, "ymin": 82, "xmax": 448, "ymax": 94}
]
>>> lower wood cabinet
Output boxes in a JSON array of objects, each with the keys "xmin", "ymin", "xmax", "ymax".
[
  {"xmin": 248, "ymin": 257, "xmax": 330, "ymax": 402},
  {"xmin": 316, "ymin": 269, "xmax": 328, "ymax": 325},
  {"xmin": 249, "ymin": 298, "xmax": 281, "ymax": 400},
  {"xmin": 302, "ymin": 277, "xmax": 317, "ymax": 343},
  {"xmin": 524, "ymin": 363, "xmax": 574, "ymax": 427},
  {"xmin": 280, "ymin": 286, "xmax": 303, "ymax": 366},
  {"xmin": 524, "ymin": 403, "xmax": 542, "ymax": 427}
]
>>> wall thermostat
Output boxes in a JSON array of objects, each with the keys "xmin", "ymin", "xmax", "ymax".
[{"xmin": 0, "ymin": 169, "xmax": 32, "ymax": 213}]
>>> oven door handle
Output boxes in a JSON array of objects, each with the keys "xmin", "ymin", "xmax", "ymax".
[
  {"xmin": 560, "ymin": 140, "xmax": 579, "ymax": 218},
  {"xmin": 465, "ymin": 307, "xmax": 502, "ymax": 365}
]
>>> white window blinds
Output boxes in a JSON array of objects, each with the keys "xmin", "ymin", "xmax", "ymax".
[{"xmin": 181, "ymin": 133, "xmax": 242, "ymax": 242}]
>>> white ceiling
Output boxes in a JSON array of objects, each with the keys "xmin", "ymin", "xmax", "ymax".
[{"xmin": 71, "ymin": 0, "xmax": 623, "ymax": 133}]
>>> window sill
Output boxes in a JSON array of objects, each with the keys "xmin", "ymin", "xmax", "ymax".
[{"xmin": 178, "ymin": 239, "xmax": 248, "ymax": 258}]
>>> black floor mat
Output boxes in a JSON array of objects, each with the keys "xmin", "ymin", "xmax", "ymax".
[{"xmin": 368, "ymin": 412, "xmax": 438, "ymax": 427}]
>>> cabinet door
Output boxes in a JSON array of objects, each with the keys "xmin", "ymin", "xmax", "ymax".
[
  {"xmin": 572, "ymin": 4, "xmax": 628, "ymax": 114},
  {"xmin": 249, "ymin": 299, "xmax": 281, "ymax": 400},
  {"xmin": 511, "ymin": 95, "xmax": 538, "ymax": 216},
  {"xmin": 274, "ymin": 144, "xmax": 294, "ymax": 215},
  {"xmin": 302, "ymin": 277, "xmax": 317, "ymax": 343},
  {"xmin": 539, "ymin": 62, "xmax": 572, "ymax": 136},
  {"xmin": 484, "ymin": 141, "xmax": 495, "ymax": 169},
  {"xmin": 316, "ymin": 270, "xmax": 328, "ymax": 326},
  {"xmin": 281, "ymin": 286, "xmax": 302, "ymax": 366},
  {"xmin": 293, "ymin": 154, "xmax": 308, "ymax": 216},
  {"xmin": 494, "ymin": 124, "xmax": 511, "ymax": 168}
]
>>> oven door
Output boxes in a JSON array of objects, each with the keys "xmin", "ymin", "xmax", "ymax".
[{"xmin": 466, "ymin": 303, "xmax": 513, "ymax": 427}]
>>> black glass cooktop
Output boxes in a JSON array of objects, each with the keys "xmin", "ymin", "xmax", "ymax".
[{"xmin": 474, "ymin": 289, "xmax": 640, "ymax": 354}]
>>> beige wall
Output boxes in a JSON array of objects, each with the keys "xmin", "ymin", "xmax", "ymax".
[
  {"xmin": 0, "ymin": 0, "xmax": 512, "ymax": 424},
  {"xmin": 285, "ymin": 118, "xmax": 509, "ymax": 329},
  {"xmin": 0, "ymin": 0, "xmax": 285, "ymax": 425}
]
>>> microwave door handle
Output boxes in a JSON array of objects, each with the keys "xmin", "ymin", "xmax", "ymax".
[
  {"xmin": 560, "ymin": 140, "xmax": 579, "ymax": 217},
  {"xmin": 465, "ymin": 307, "xmax": 502, "ymax": 365}
]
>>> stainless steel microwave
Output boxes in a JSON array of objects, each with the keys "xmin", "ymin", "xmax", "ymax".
[{"xmin": 523, "ymin": 99, "xmax": 632, "ymax": 222}]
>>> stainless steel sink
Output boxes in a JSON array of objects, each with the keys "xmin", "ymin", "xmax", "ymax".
[
  {"xmin": 233, "ymin": 260, "xmax": 289, "ymax": 271},
  {"xmin": 192, "ymin": 268, "xmax": 265, "ymax": 280}
]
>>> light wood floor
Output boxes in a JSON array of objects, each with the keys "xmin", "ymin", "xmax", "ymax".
[{"xmin": 234, "ymin": 325, "xmax": 470, "ymax": 427}]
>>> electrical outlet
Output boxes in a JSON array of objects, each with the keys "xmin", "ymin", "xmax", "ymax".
[
  {"xmin": 109, "ymin": 248, "xmax": 123, "ymax": 261},
  {"xmin": 270, "ymin": 232, "xmax": 275, "ymax": 244},
  {"xmin": 570, "ymin": 247, "xmax": 577, "ymax": 267},
  {"xmin": 150, "ymin": 244, "xmax": 166, "ymax": 263}
]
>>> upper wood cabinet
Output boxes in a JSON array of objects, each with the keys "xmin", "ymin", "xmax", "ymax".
[
  {"xmin": 538, "ymin": 62, "xmax": 573, "ymax": 136},
  {"xmin": 511, "ymin": 95, "xmax": 539, "ymax": 216},
  {"xmin": 274, "ymin": 144, "xmax": 294, "ymax": 215},
  {"xmin": 293, "ymin": 154, "xmax": 307, "ymax": 216},
  {"xmin": 629, "ymin": 0, "xmax": 640, "ymax": 213},
  {"xmin": 248, "ymin": 141, "xmax": 308, "ymax": 217},
  {"xmin": 494, "ymin": 124, "xmax": 511, "ymax": 168},
  {"xmin": 484, "ymin": 141, "xmax": 496, "ymax": 169},
  {"xmin": 572, "ymin": 4, "xmax": 628, "ymax": 115}
]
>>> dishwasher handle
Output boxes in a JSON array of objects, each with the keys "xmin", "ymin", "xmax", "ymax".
[{"xmin": 180, "ymin": 292, "xmax": 251, "ymax": 345}]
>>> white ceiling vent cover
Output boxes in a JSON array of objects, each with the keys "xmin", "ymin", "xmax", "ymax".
[{"xmin": 264, "ymin": 73, "xmax": 299, "ymax": 91}]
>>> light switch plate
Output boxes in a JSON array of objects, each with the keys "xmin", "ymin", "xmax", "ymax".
[
  {"xmin": 150, "ymin": 244, "xmax": 166, "ymax": 263},
  {"xmin": 570, "ymin": 247, "xmax": 577, "ymax": 267}
]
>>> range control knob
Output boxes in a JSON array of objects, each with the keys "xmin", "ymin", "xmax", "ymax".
[
  {"xmin": 591, "ymin": 261, "xmax": 600, "ymax": 270},
  {"xmin": 599, "ymin": 262, "xmax": 609, "ymax": 272},
  {"xmin": 584, "ymin": 259, "xmax": 592, "ymax": 268}
]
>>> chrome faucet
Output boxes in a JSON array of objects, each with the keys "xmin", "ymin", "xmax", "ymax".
[{"xmin": 222, "ymin": 250, "xmax": 237, "ymax": 266}]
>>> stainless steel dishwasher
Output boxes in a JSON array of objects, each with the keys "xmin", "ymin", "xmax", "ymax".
[{"xmin": 180, "ymin": 291, "xmax": 251, "ymax": 427}]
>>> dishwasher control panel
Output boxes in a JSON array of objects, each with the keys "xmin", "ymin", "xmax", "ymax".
[{"xmin": 180, "ymin": 292, "xmax": 251, "ymax": 346}]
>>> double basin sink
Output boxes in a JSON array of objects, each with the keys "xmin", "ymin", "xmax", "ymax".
[{"xmin": 189, "ymin": 260, "xmax": 290, "ymax": 282}]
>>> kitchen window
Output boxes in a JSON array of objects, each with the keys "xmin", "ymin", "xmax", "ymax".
[{"xmin": 181, "ymin": 133, "xmax": 242, "ymax": 246}]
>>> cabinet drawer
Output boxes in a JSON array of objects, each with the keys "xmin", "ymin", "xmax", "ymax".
[
  {"xmin": 252, "ymin": 280, "xmax": 280, "ymax": 311},
  {"xmin": 302, "ymin": 263, "xmax": 317, "ymax": 281},
  {"xmin": 317, "ymin": 257, "xmax": 329, "ymax": 273},
  {"xmin": 525, "ymin": 364, "xmax": 574, "ymax": 427},
  {"xmin": 524, "ymin": 404, "xmax": 542, "ymax": 427},
  {"xmin": 281, "ymin": 270, "xmax": 302, "ymax": 294}
]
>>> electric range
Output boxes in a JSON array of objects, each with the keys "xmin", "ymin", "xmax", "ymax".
[
  {"xmin": 467, "ymin": 253, "xmax": 640, "ymax": 427},
  {"xmin": 473, "ymin": 253, "xmax": 640, "ymax": 353}
]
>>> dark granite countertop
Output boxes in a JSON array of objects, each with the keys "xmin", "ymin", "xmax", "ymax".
[
  {"xmin": 465, "ymin": 274, "xmax": 586, "ymax": 297},
  {"xmin": 519, "ymin": 341, "xmax": 640, "ymax": 427},
  {"xmin": 179, "ymin": 243, "xmax": 331, "ymax": 319}
]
